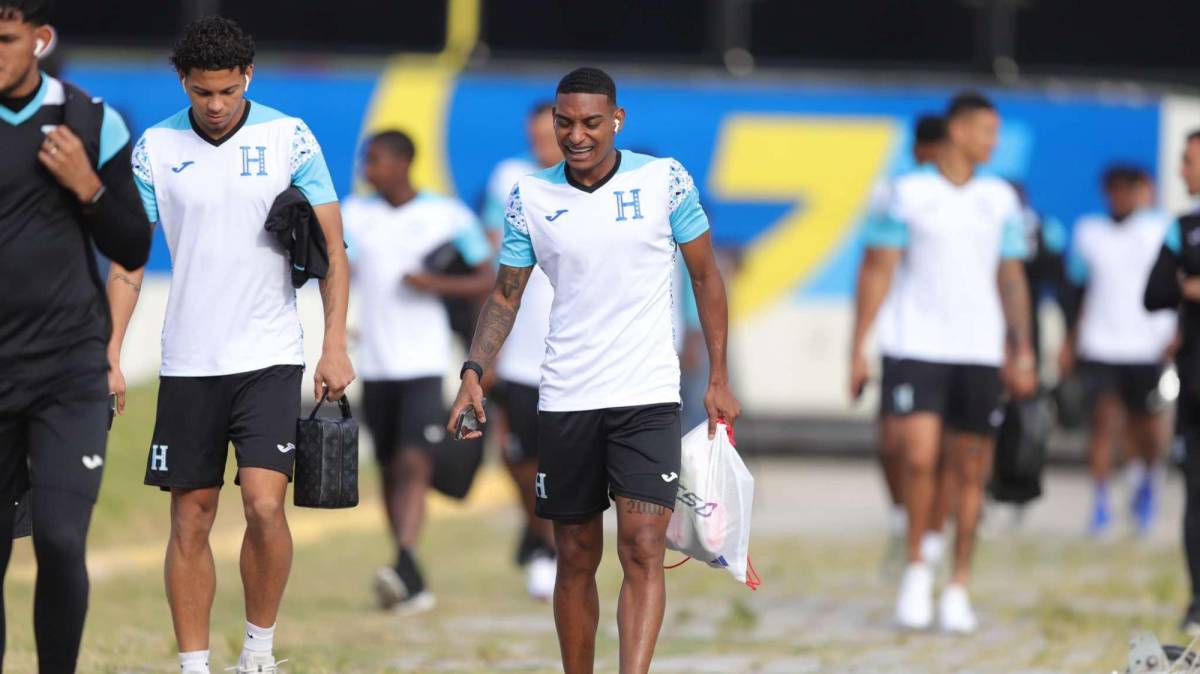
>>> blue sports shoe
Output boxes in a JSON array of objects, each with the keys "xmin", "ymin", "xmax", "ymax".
[
  {"xmin": 1133, "ymin": 476, "xmax": 1156, "ymax": 536},
  {"xmin": 1089, "ymin": 489, "xmax": 1111, "ymax": 538}
]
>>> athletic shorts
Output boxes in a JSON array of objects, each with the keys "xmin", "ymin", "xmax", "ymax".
[
  {"xmin": 1078, "ymin": 360, "xmax": 1165, "ymax": 415},
  {"xmin": 878, "ymin": 355, "xmax": 900, "ymax": 419},
  {"xmin": 361, "ymin": 377, "xmax": 446, "ymax": 463},
  {"xmin": 879, "ymin": 358, "xmax": 1004, "ymax": 435},
  {"xmin": 145, "ymin": 364, "xmax": 303, "ymax": 490},
  {"xmin": 535, "ymin": 403, "xmax": 681, "ymax": 521},
  {"xmin": 491, "ymin": 380, "xmax": 540, "ymax": 463},
  {"xmin": 0, "ymin": 344, "xmax": 110, "ymax": 502}
]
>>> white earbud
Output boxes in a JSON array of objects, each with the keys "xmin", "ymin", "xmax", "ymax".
[
  {"xmin": 180, "ymin": 79, "xmax": 188, "ymax": 94},
  {"xmin": 243, "ymin": 74, "xmax": 250, "ymax": 92},
  {"xmin": 33, "ymin": 38, "xmax": 45, "ymax": 56},
  {"xmin": 614, "ymin": 119, "xmax": 621, "ymax": 133}
]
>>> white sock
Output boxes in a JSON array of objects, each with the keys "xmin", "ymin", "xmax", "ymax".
[
  {"xmin": 241, "ymin": 621, "xmax": 275, "ymax": 661},
  {"xmin": 179, "ymin": 650, "xmax": 210, "ymax": 673}
]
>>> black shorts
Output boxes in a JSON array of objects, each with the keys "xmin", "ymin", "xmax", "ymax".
[
  {"xmin": 145, "ymin": 364, "xmax": 303, "ymax": 490},
  {"xmin": 878, "ymin": 355, "xmax": 900, "ymax": 419},
  {"xmin": 535, "ymin": 403, "xmax": 681, "ymax": 521},
  {"xmin": 491, "ymin": 380, "xmax": 540, "ymax": 463},
  {"xmin": 1078, "ymin": 360, "xmax": 1165, "ymax": 415},
  {"xmin": 361, "ymin": 377, "xmax": 445, "ymax": 463},
  {"xmin": 0, "ymin": 345, "xmax": 110, "ymax": 502},
  {"xmin": 879, "ymin": 358, "xmax": 1004, "ymax": 435}
]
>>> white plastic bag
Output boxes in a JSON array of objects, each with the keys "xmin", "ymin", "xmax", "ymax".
[{"xmin": 666, "ymin": 421, "xmax": 759, "ymax": 589}]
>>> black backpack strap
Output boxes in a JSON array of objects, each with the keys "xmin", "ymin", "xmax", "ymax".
[{"xmin": 60, "ymin": 80, "xmax": 105, "ymax": 169}]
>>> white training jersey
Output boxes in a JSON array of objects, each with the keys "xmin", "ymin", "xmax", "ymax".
[
  {"xmin": 864, "ymin": 167, "xmax": 1027, "ymax": 367},
  {"xmin": 342, "ymin": 192, "xmax": 491, "ymax": 381},
  {"xmin": 1068, "ymin": 209, "xmax": 1177, "ymax": 364},
  {"xmin": 483, "ymin": 156, "xmax": 555, "ymax": 387},
  {"xmin": 132, "ymin": 100, "xmax": 337, "ymax": 377},
  {"xmin": 500, "ymin": 150, "xmax": 710, "ymax": 411}
]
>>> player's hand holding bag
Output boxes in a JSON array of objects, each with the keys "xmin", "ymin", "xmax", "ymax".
[
  {"xmin": 666, "ymin": 421, "xmax": 759, "ymax": 589},
  {"xmin": 294, "ymin": 394, "xmax": 359, "ymax": 508}
]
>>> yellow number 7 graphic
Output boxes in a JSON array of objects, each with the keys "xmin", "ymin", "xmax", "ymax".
[{"xmin": 709, "ymin": 115, "xmax": 896, "ymax": 321}]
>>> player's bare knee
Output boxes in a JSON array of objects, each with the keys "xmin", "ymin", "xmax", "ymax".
[
  {"xmin": 397, "ymin": 448, "xmax": 433, "ymax": 481},
  {"xmin": 617, "ymin": 524, "xmax": 665, "ymax": 572},
  {"xmin": 242, "ymin": 492, "xmax": 287, "ymax": 530}
]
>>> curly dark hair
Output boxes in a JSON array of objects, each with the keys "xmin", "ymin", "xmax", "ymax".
[{"xmin": 169, "ymin": 16, "xmax": 255, "ymax": 75}]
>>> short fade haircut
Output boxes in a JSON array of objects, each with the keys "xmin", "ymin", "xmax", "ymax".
[
  {"xmin": 170, "ymin": 16, "xmax": 255, "ymax": 75},
  {"xmin": 945, "ymin": 91, "xmax": 996, "ymax": 121},
  {"xmin": 556, "ymin": 67, "xmax": 616, "ymax": 104},
  {"xmin": 1102, "ymin": 163, "xmax": 1147, "ymax": 191},
  {"xmin": 0, "ymin": 0, "xmax": 51, "ymax": 24},
  {"xmin": 914, "ymin": 114, "xmax": 946, "ymax": 145},
  {"xmin": 368, "ymin": 130, "xmax": 415, "ymax": 161}
]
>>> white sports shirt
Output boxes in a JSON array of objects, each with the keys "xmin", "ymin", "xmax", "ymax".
[
  {"xmin": 1068, "ymin": 209, "xmax": 1176, "ymax": 364},
  {"xmin": 342, "ymin": 192, "xmax": 491, "ymax": 381},
  {"xmin": 483, "ymin": 156, "xmax": 555, "ymax": 387},
  {"xmin": 865, "ymin": 167, "xmax": 1028, "ymax": 367},
  {"xmin": 132, "ymin": 101, "xmax": 337, "ymax": 376},
  {"xmin": 500, "ymin": 150, "xmax": 710, "ymax": 411}
]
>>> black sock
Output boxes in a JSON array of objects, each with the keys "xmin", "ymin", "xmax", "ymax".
[
  {"xmin": 515, "ymin": 524, "xmax": 541, "ymax": 566},
  {"xmin": 394, "ymin": 548, "xmax": 426, "ymax": 597}
]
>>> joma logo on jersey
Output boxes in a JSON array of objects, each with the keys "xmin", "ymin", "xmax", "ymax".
[
  {"xmin": 613, "ymin": 189, "xmax": 643, "ymax": 222},
  {"xmin": 239, "ymin": 146, "xmax": 268, "ymax": 176}
]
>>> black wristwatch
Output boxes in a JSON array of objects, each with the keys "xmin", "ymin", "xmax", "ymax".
[{"xmin": 460, "ymin": 360, "xmax": 484, "ymax": 381}]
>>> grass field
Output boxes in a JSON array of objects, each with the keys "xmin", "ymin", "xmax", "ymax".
[{"xmin": 3, "ymin": 384, "xmax": 1194, "ymax": 673}]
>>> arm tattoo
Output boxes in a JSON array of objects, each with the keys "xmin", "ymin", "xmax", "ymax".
[
  {"xmin": 999, "ymin": 262, "xmax": 1032, "ymax": 351},
  {"xmin": 497, "ymin": 265, "xmax": 525, "ymax": 301},
  {"xmin": 468, "ymin": 299, "xmax": 516, "ymax": 367},
  {"xmin": 113, "ymin": 272, "xmax": 141, "ymax": 293},
  {"xmin": 624, "ymin": 499, "xmax": 668, "ymax": 516},
  {"xmin": 319, "ymin": 258, "xmax": 335, "ymax": 322}
]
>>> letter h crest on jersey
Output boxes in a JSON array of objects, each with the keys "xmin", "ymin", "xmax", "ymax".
[
  {"xmin": 239, "ymin": 146, "xmax": 268, "ymax": 176},
  {"xmin": 613, "ymin": 189, "xmax": 643, "ymax": 222}
]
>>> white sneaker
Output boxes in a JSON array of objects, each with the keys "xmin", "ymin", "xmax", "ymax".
[
  {"xmin": 229, "ymin": 654, "xmax": 288, "ymax": 673},
  {"xmin": 939, "ymin": 584, "xmax": 978, "ymax": 634},
  {"xmin": 526, "ymin": 554, "xmax": 557, "ymax": 601},
  {"xmin": 392, "ymin": 590, "xmax": 437, "ymax": 616},
  {"xmin": 920, "ymin": 531, "xmax": 944, "ymax": 567},
  {"xmin": 895, "ymin": 562, "xmax": 934, "ymax": 630},
  {"xmin": 373, "ymin": 566, "xmax": 406, "ymax": 610}
]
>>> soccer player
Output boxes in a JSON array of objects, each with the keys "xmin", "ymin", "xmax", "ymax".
[
  {"xmin": 481, "ymin": 102, "xmax": 562, "ymax": 600},
  {"xmin": 0, "ymin": 0, "xmax": 151, "ymax": 669},
  {"xmin": 865, "ymin": 113, "xmax": 953, "ymax": 569},
  {"xmin": 1061, "ymin": 166, "xmax": 1175, "ymax": 538},
  {"xmin": 849, "ymin": 92, "xmax": 1037, "ymax": 633},
  {"xmin": 341, "ymin": 129, "xmax": 492, "ymax": 614},
  {"xmin": 105, "ymin": 17, "xmax": 353, "ymax": 674},
  {"xmin": 447, "ymin": 67, "xmax": 740, "ymax": 674},
  {"xmin": 1143, "ymin": 130, "xmax": 1200, "ymax": 633}
]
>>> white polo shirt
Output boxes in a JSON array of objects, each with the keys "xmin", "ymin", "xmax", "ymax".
[
  {"xmin": 865, "ymin": 167, "xmax": 1027, "ymax": 367},
  {"xmin": 499, "ymin": 150, "xmax": 710, "ymax": 411},
  {"xmin": 342, "ymin": 192, "xmax": 491, "ymax": 381},
  {"xmin": 1068, "ymin": 209, "xmax": 1176, "ymax": 364},
  {"xmin": 132, "ymin": 100, "xmax": 337, "ymax": 376}
]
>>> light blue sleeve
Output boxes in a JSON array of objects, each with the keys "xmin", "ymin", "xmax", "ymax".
[
  {"xmin": 498, "ymin": 185, "xmax": 536, "ymax": 267},
  {"xmin": 452, "ymin": 207, "xmax": 493, "ymax": 266},
  {"xmin": 861, "ymin": 213, "xmax": 908, "ymax": 248},
  {"xmin": 130, "ymin": 135, "xmax": 158, "ymax": 223},
  {"xmin": 667, "ymin": 160, "xmax": 710, "ymax": 244},
  {"xmin": 98, "ymin": 104, "xmax": 130, "ymax": 169},
  {"xmin": 481, "ymin": 193, "xmax": 506, "ymax": 233},
  {"xmin": 1066, "ymin": 248, "xmax": 1088, "ymax": 285},
  {"xmin": 1165, "ymin": 218, "xmax": 1183, "ymax": 254},
  {"xmin": 1040, "ymin": 215, "xmax": 1068, "ymax": 255},
  {"xmin": 999, "ymin": 213, "xmax": 1028, "ymax": 259},
  {"xmin": 290, "ymin": 120, "xmax": 337, "ymax": 205}
]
